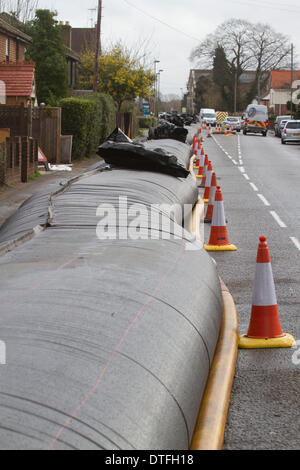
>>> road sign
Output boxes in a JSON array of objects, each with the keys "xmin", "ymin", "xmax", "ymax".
[{"xmin": 142, "ymin": 102, "xmax": 151, "ymax": 116}]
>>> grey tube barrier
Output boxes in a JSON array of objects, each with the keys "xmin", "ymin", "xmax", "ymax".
[{"xmin": 0, "ymin": 140, "xmax": 222, "ymax": 450}]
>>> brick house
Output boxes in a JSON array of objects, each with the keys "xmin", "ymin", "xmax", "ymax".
[
  {"xmin": 59, "ymin": 22, "xmax": 82, "ymax": 89},
  {"xmin": 260, "ymin": 70, "xmax": 300, "ymax": 115},
  {"xmin": 0, "ymin": 14, "xmax": 36, "ymax": 106}
]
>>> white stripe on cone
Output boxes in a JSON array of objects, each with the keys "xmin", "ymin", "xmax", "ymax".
[
  {"xmin": 205, "ymin": 170, "xmax": 212, "ymax": 188},
  {"xmin": 252, "ymin": 263, "xmax": 278, "ymax": 307},
  {"xmin": 211, "ymin": 200, "xmax": 226, "ymax": 227}
]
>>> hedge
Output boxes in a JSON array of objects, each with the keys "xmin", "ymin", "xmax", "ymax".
[
  {"xmin": 60, "ymin": 93, "xmax": 116, "ymax": 159},
  {"xmin": 138, "ymin": 116, "xmax": 158, "ymax": 129}
]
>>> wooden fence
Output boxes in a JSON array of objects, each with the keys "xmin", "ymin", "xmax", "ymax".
[
  {"xmin": 0, "ymin": 104, "xmax": 62, "ymax": 163},
  {"xmin": 0, "ymin": 136, "xmax": 38, "ymax": 186}
]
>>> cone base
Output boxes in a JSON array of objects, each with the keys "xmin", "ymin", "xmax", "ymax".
[
  {"xmin": 239, "ymin": 333, "xmax": 296, "ymax": 349},
  {"xmin": 195, "ymin": 175, "xmax": 203, "ymax": 179},
  {"xmin": 203, "ymin": 199, "xmax": 209, "ymax": 203},
  {"xmin": 204, "ymin": 244, "xmax": 237, "ymax": 252},
  {"xmin": 194, "ymin": 166, "xmax": 199, "ymax": 169},
  {"xmin": 204, "ymin": 218, "xmax": 212, "ymax": 224}
]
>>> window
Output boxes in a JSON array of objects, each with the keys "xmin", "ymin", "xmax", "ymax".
[
  {"xmin": 287, "ymin": 122, "xmax": 300, "ymax": 129},
  {"xmin": 6, "ymin": 38, "xmax": 10, "ymax": 62}
]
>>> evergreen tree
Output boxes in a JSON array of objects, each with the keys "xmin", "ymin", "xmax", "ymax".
[
  {"xmin": 213, "ymin": 46, "xmax": 233, "ymax": 111},
  {"xmin": 26, "ymin": 10, "xmax": 68, "ymax": 104}
]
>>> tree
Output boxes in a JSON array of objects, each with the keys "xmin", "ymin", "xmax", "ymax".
[
  {"xmin": 249, "ymin": 23, "xmax": 291, "ymax": 97},
  {"xmin": 0, "ymin": 0, "xmax": 38, "ymax": 22},
  {"xmin": 190, "ymin": 18, "xmax": 291, "ymax": 110},
  {"xmin": 25, "ymin": 9, "xmax": 68, "ymax": 105},
  {"xmin": 79, "ymin": 43, "xmax": 155, "ymax": 111},
  {"xmin": 213, "ymin": 45, "xmax": 233, "ymax": 110}
]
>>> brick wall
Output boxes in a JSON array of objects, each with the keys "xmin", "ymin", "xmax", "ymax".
[
  {"xmin": 0, "ymin": 136, "xmax": 38, "ymax": 186},
  {"xmin": 0, "ymin": 33, "xmax": 26, "ymax": 63}
]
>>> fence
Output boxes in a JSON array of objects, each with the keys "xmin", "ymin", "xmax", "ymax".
[
  {"xmin": 0, "ymin": 104, "xmax": 62, "ymax": 163},
  {"xmin": 116, "ymin": 112, "xmax": 134, "ymax": 138},
  {"xmin": 0, "ymin": 136, "xmax": 38, "ymax": 186}
]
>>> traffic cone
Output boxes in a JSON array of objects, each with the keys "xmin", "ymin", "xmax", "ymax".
[
  {"xmin": 239, "ymin": 237, "xmax": 296, "ymax": 349},
  {"xmin": 194, "ymin": 143, "xmax": 203, "ymax": 169},
  {"xmin": 203, "ymin": 161, "xmax": 213, "ymax": 202},
  {"xmin": 195, "ymin": 148, "xmax": 205, "ymax": 177},
  {"xmin": 204, "ymin": 186, "xmax": 237, "ymax": 251},
  {"xmin": 204, "ymin": 172, "xmax": 217, "ymax": 223},
  {"xmin": 208, "ymin": 125, "xmax": 212, "ymax": 138},
  {"xmin": 199, "ymin": 154, "xmax": 209, "ymax": 187}
]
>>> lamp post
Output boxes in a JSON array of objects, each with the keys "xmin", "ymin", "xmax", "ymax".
[
  {"xmin": 153, "ymin": 60, "xmax": 160, "ymax": 116},
  {"xmin": 157, "ymin": 69, "xmax": 163, "ymax": 115}
]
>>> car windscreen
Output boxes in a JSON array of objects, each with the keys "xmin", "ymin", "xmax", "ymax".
[
  {"xmin": 227, "ymin": 118, "xmax": 239, "ymax": 121},
  {"xmin": 203, "ymin": 114, "xmax": 216, "ymax": 118},
  {"xmin": 286, "ymin": 122, "xmax": 300, "ymax": 129}
]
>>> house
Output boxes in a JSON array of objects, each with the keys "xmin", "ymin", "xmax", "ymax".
[
  {"xmin": 0, "ymin": 14, "xmax": 36, "ymax": 106},
  {"xmin": 0, "ymin": 60, "xmax": 36, "ymax": 106},
  {"xmin": 0, "ymin": 14, "xmax": 31, "ymax": 63},
  {"xmin": 260, "ymin": 70, "xmax": 300, "ymax": 115},
  {"xmin": 59, "ymin": 22, "xmax": 84, "ymax": 89}
]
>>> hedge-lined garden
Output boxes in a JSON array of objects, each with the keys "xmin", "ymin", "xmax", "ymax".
[{"xmin": 60, "ymin": 93, "xmax": 116, "ymax": 159}]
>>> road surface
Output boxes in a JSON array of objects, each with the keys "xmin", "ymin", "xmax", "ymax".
[{"xmin": 202, "ymin": 130, "xmax": 300, "ymax": 450}]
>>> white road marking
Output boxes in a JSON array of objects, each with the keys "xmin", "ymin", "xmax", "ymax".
[
  {"xmin": 270, "ymin": 211, "xmax": 287, "ymax": 228},
  {"xmin": 232, "ymin": 159, "xmax": 238, "ymax": 165},
  {"xmin": 238, "ymin": 166, "xmax": 245, "ymax": 173},
  {"xmin": 243, "ymin": 174, "xmax": 250, "ymax": 180},
  {"xmin": 290, "ymin": 237, "xmax": 300, "ymax": 251},
  {"xmin": 257, "ymin": 194, "xmax": 271, "ymax": 206},
  {"xmin": 249, "ymin": 182, "xmax": 259, "ymax": 192}
]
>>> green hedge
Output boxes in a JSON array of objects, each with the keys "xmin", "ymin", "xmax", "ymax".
[
  {"xmin": 138, "ymin": 116, "xmax": 158, "ymax": 129},
  {"xmin": 60, "ymin": 93, "xmax": 116, "ymax": 159}
]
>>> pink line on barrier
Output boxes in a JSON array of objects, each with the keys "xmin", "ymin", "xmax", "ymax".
[{"xmin": 48, "ymin": 240, "xmax": 186, "ymax": 450}]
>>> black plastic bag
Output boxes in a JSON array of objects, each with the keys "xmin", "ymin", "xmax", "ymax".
[{"xmin": 97, "ymin": 128, "xmax": 190, "ymax": 178}]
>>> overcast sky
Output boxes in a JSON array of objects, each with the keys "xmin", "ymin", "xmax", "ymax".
[{"xmin": 39, "ymin": 0, "xmax": 300, "ymax": 97}]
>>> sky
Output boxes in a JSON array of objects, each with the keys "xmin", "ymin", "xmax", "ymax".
[{"xmin": 38, "ymin": 0, "xmax": 300, "ymax": 97}]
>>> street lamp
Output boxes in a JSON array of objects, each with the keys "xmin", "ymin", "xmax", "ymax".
[
  {"xmin": 157, "ymin": 69, "xmax": 164, "ymax": 115},
  {"xmin": 153, "ymin": 60, "xmax": 160, "ymax": 116}
]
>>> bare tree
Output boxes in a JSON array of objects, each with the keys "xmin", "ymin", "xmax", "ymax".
[
  {"xmin": 190, "ymin": 18, "xmax": 293, "ymax": 108},
  {"xmin": 249, "ymin": 23, "xmax": 291, "ymax": 96},
  {"xmin": 0, "ymin": 0, "xmax": 39, "ymax": 22}
]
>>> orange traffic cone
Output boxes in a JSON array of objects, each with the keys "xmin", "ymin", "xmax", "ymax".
[
  {"xmin": 199, "ymin": 154, "xmax": 209, "ymax": 187},
  {"xmin": 208, "ymin": 125, "xmax": 212, "ymax": 138},
  {"xmin": 194, "ymin": 141, "xmax": 202, "ymax": 168},
  {"xmin": 204, "ymin": 172, "xmax": 217, "ymax": 223},
  {"xmin": 204, "ymin": 186, "xmax": 237, "ymax": 251},
  {"xmin": 192, "ymin": 135, "xmax": 198, "ymax": 153},
  {"xmin": 203, "ymin": 161, "xmax": 213, "ymax": 202},
  {"xmin": 195, "ymin": 148, "xmax": 205, "ymax": 177},
  {"xmin": 239, "ymin": 237, "xmax": 296, "ymax": 349}
]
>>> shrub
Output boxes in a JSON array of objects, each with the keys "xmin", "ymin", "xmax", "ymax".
[
  {"xmin": 138, "ymin": 117, "xmax": 158, "ymax": 129},
  {"xmin": 60, "ymin": 94, "xmax": 116, "ymax": 159}
]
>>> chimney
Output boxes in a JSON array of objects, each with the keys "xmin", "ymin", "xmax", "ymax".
[{"xmin": 60, "ymin": 21, "xmax": 72, "ymax": 49}]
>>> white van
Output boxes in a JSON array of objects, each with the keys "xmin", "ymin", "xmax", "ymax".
[
  {"xmin": 243, "ymin": 104, "xmax": 269, "ymax": 136},
  {"xmin": 200, "ymin": 108, "xmax": 217, "ymax": 127}
]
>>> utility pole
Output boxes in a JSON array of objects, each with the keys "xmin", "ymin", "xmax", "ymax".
[
  {"xmin": 93, "ymin": 0, "xmax": 103, "ymax": 93},
  {"xmin": 291, "ymin": 43, "xmax": 294, "ymax": 113}
]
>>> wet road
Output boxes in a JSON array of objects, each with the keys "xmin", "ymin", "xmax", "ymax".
[{"xmin": 201, "ymin": 130, "xmax": 300, "ymax": 450}]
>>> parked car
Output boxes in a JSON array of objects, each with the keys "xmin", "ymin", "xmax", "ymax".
[
  {"xmin": 274, "ymin": 115, "xmax": 293, "ymax": 137},
  {"xmin": 281, "ymin": 120, "xmax": 300, "ymax": 144},
  {"xmin": 222, "ymin": 116, "xmax": 242, "ymax": 132},
  {"xmin": 278, "ymin": 119, "xmax": 289, "ymax": 137}
]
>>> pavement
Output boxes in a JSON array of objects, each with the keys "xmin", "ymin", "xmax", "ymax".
[
  {"xmin": 0, "ymin": 156, "xmax": 102, "ymax": 228},
  {"xmin": 200, "ymin": 129, "xmax": 300, "ymax": 450}
]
